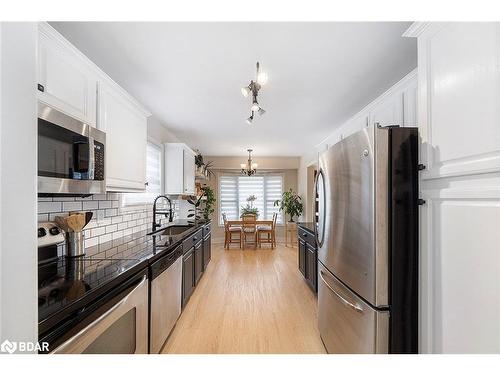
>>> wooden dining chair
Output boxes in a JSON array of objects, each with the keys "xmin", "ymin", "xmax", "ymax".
[
  {"xmin": 241, "ymin": 214, "xmax": 257, "ymax": 249},
  {"xmin": 257, "ymin": 213, "xmax": 277, "ymax": 249},
  {"xmin": 222, "ymin": 213, "xmax": 242, "ymax": 249}
]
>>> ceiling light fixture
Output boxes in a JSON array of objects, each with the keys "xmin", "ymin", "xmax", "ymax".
[
  {"xmin": 241, "ymin": 62, "xmax": 267, "ymax": 123},
  {"xmin": 241, "ymin": 149, "xmax": 258, "ymax": 176}
]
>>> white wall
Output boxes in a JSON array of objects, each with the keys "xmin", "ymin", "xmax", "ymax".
[
  {"xmin": 0, "ymin": 22, "xmax": 38, "ymax": 349},
  {"xmin": 298, "ymin": 68, "xmax": 418, "ymax": 220}
]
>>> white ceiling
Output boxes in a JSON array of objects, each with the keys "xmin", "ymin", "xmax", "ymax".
[{"xmin": 50, "ymin": 22, "xmax": 416, "ymax": 156}]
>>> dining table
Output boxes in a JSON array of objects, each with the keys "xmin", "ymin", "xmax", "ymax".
[{"xmin": 226, "ymin": 220, "xmax": 274, "ymax": 249}]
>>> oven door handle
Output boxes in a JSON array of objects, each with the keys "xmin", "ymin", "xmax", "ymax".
[{"xmin": 51, "ymin": 275, "xmax": 147, "ymax": 354}]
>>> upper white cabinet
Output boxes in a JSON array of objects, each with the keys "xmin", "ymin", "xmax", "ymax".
[
  {"xmin": 368, "ymin": 93, "xmax": 404, "ymax": 128},
  {"xmin": 98, "ymin": 81, "xmax": 149, "ymax": 192},
  {"xmin": 164, "ymin": 143, "xmax": 196, "ymax": 195},
  {"xmin": 37, "ymin": 23, "xmax": 151, "ymax": 192},
  {"xmin": 37, "ymin": 23, "xmax": 97, "ymax": 126}
]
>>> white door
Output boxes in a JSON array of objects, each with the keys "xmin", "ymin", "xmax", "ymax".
[
  {"xmin": 183, "ymin": 148, "xmax": 195, "ymax": 195},
  {"xmin": 98, "ymin": 82, "xmax": 147, "ymax": 192},
  {"xmin": 38, "ymin": 26, "xmax": 97, "ymax": 126},
  {"xmin": 411, "ymin": 22, "xmax": 500, "ymax": 353}
]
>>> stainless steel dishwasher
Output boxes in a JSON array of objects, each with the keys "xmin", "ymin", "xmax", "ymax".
[{"xmin": 150, "ymin": 244, "xmax": 183, "ymax": 353}]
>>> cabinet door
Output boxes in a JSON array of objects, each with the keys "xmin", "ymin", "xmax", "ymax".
[
  {"xmin": 183, "ymin": 148, "xmax": 195, "ymax": 195},
  {"xmin": 369, "ymin": 93, "xmax": 404, "ymax": 128},
  {"xmin": 306, "ymin": 243, "xmax": 317, "ymax": 292},
  {"xmin": 203, "ymin": 234, "xmax": 212, "ymax": 269},
  {"xmin": 182, "ymin": 248, "xmax": 195, "ymax": 308},
  {"xmin": 98, "ymin": 82, "xmax": 147, "ymax": 191},
  {"xmin": 194, "ymin": 241, "xmax": 203, "ymax": 284},
  {"xmin": 38, "ymin": 27, "xmax": 97, "ymax": 126},
  {"xmin": 298, "ymin": 239, "xmax": 306, "ymax": 277}
]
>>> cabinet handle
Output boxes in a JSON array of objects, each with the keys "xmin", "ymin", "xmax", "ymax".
[
  {"xmin": 37, "ymin": 83, "xmax": 45, "ymax": 92},
  {"xmin": 144, "ymin": 182, "xmax": 149, "ymax": 186},
  {"xmin": 303, "ymin": 232, "xmax": 307, "ymax": 237}
]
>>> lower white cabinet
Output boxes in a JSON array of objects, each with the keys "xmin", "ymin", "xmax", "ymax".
[
  {"xmin": 98, "ymin": 81, "xmax": 149, "ymax": 192},
  {"xmin": 165, "ymin": 143, "xmax": 196, "ymax": 195}
]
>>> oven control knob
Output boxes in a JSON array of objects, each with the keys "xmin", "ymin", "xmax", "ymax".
[
  {"xmin": 49, "ymin": 227, "xmax": 60, "ymax": 235},
  {"xmin": 38, "ymin": 227, "xmax": 47, "ymax": 238}
]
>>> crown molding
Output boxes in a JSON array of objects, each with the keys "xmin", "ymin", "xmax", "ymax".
[{"xmin": 402, "ymin": 22, "xmax": 432, "ymax": 38}]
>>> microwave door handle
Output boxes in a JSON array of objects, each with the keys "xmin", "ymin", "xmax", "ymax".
[
  {"xmin": 51, "ymin": 275, "xmax": 147, "ymax": 354},
  {"xmin": 88, "ymin": 136, "xmax": 95, "ymax": 180},
  {"xmin": 319, "ymin": 270, "xmax": 363, "ymax": 313}
]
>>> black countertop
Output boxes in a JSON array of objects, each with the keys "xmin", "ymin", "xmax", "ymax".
[
  {"xmin": 38, "ymin": 220, "xmax": 208, "ymax": 338},
  {"xmin": 297, "ymin": 222, "xmax": 316, "ymax": 234}
]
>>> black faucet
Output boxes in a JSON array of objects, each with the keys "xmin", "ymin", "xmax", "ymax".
[{"xmin": 152, "ymin": 195, "xmax": 173, "ymax": 231}]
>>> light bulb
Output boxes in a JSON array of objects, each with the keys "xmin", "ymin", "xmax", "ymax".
[
  {"xmin": 240, "ymin": 163, "xmax": 246, "ymax": 169},
  {"xmin": 257, "ymin": 107, "xmax": 266, "ymax": 116},
  {"xmin": 252, "ymin": 163, "xmax": 258, "ymax": 169},
  {"xmin": 241, "ymin": 86, "xmax": 250, "ymax": 97},
  {"xmin": 251, "ymin": 102, "xmax": 260, "ymax": 112},
  {"xmin": 257, "ymin": 72, "xmax": 268, "ymax": 85}
]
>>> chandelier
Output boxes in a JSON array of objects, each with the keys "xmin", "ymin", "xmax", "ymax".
[
  {"xmin": 241, "ymin": 61, "xmax": 267, "ymax": 124},
  {"xmin": 240, "ymin": 149, "xmax": 258, "ymax": 176}
]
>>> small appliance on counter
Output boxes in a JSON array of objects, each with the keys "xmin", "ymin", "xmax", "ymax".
[{"xmin": 55, "ymin": 212, "xmax": 93, "ymax": 257}]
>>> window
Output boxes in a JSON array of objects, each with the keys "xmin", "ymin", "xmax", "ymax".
[
  {"xmin": 219, "ymin": 174, "xmax": 283, "ymax": 225},
  {"xmin": 122, "ymin": 142, "xmax": 162, "ymax": 206}
]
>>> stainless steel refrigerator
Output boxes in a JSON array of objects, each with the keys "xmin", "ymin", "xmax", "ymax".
[{"xmin": 315, "ymin": 125, "xmax": 418, "ymax": 354}]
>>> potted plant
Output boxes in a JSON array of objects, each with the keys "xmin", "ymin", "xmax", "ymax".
[
  {"xmin": 274, "ymin": 189, "xmax": 303, "ymax": 222},
  {"xmin": 187, "ymin": 185, "xmax": 216, "ymax": 223},
  {"xmin": 240, "ymin": 195, "xmax": 259, "ymax": 218}
]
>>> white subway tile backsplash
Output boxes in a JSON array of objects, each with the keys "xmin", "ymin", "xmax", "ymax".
[
  {"xmin": 105, "ymin": 224, "xmax": 117, "ymax": 234},
  {"xmin": 62, "ymin": 201, "xmax": 83, "ymax": 212},
  {"xmin": 91, "ymin": 227, "xmax": 106, "ymax": 237},
  {"xmin": 111, "ymin": 216, "xmax": 123, "ymax": 224},
  {"xmin": 38, "ymin": 192, "xmax": 181, "ymax": 251},
  {"xmin": 85, "ymin": 236, "xmax": 99, "ymax": 249},
  {"xmin": 83, "ymin": 201, "xmax": 99, "ymax": 210},
  {"xmin": 38, "ymin": 201, "xmax": 62, "ymax": 214},
  {"xmin": 105, "ymin": 208, "xmax": 117, "ymax": 217},
  {"xmin": 98, "ymin": 200, "xmax": 112, "ymax": 209},
  {"xmin": 117, "ymin": 222, "xmax": 128, "ymax": 231},
  {"xmin": 99, "ymin": 233, "xmax": 112, "ymax": 244}
]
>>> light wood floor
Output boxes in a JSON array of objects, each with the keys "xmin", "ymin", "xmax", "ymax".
[{"xmin": 161, "ymin": 242, "xmax": 326, "ymax": 354}]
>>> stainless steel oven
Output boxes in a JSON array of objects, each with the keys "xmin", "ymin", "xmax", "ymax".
[
  {"xmin": 38, "ymin": 103, "xmax": 106, "ymax": 195},
  {"xmin": 50, "ymin": 274, "xmax": 149, "ymax": 354}
]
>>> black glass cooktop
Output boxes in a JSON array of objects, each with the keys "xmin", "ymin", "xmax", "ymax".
[{"xmin": 38, "ymin": 256, "xmax": 147, "ymax": 323}]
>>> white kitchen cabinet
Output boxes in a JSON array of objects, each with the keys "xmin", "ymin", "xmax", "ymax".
[
  {"xmin": 165, "ymin": 143, "xmax": 196, "ymax": 195},
  {"xmin": 404, "ymin": 22, "xmax": 500, "ymax": 354},
  {"xmin": 369, "ymin": 93, "xmax": 404, "ymax": 128},
  {"xmin": 98, "ymin": 81, "xmax": 149, "ymax": 192},
  {"xmin": 37, "ymin": 23, "xmax": 97, "ymax": 126}
]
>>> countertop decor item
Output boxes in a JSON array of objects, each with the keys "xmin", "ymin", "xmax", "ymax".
[
  {"xmin": 55, "ymin": 212, "xmax": 93, "ymax": 257},
  {"xmin": 274, "ymin": 189, "xmax": 303, "ymax": 222},
  {"xmin": 241, "ymin": 61, "xmax": 267, "ymax": 124}
]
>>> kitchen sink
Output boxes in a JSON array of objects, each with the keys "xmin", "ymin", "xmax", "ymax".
[{"xmin": 155, "ymin": 225, "xmax": 193, "ymax": 236}]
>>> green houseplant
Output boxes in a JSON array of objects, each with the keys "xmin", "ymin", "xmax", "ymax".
[
  {"xmin": 274, "ymin": 189, "xmax": 303, "ymax": 222},
  {"xmin": 187, "ymin": 185, "xmax": 216, "ymax": 222}
]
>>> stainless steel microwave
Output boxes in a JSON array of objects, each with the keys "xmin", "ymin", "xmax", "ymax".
[{"xmin": 38, "ymin": 103, "xmax": 106, "ymax": 195}]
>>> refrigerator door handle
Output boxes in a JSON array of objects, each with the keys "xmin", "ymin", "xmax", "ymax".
[{"xmin": 319, "ymin": 270, "xmax": 363, "ymax": 313}]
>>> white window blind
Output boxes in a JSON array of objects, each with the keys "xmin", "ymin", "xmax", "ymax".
[
  {"xmin": 219, "ymin": 174, "xmax": 283, "ymax": 225},
  {"xmin": 122, "ymin": 142, "xmax": 162, "ymax": 206}
]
